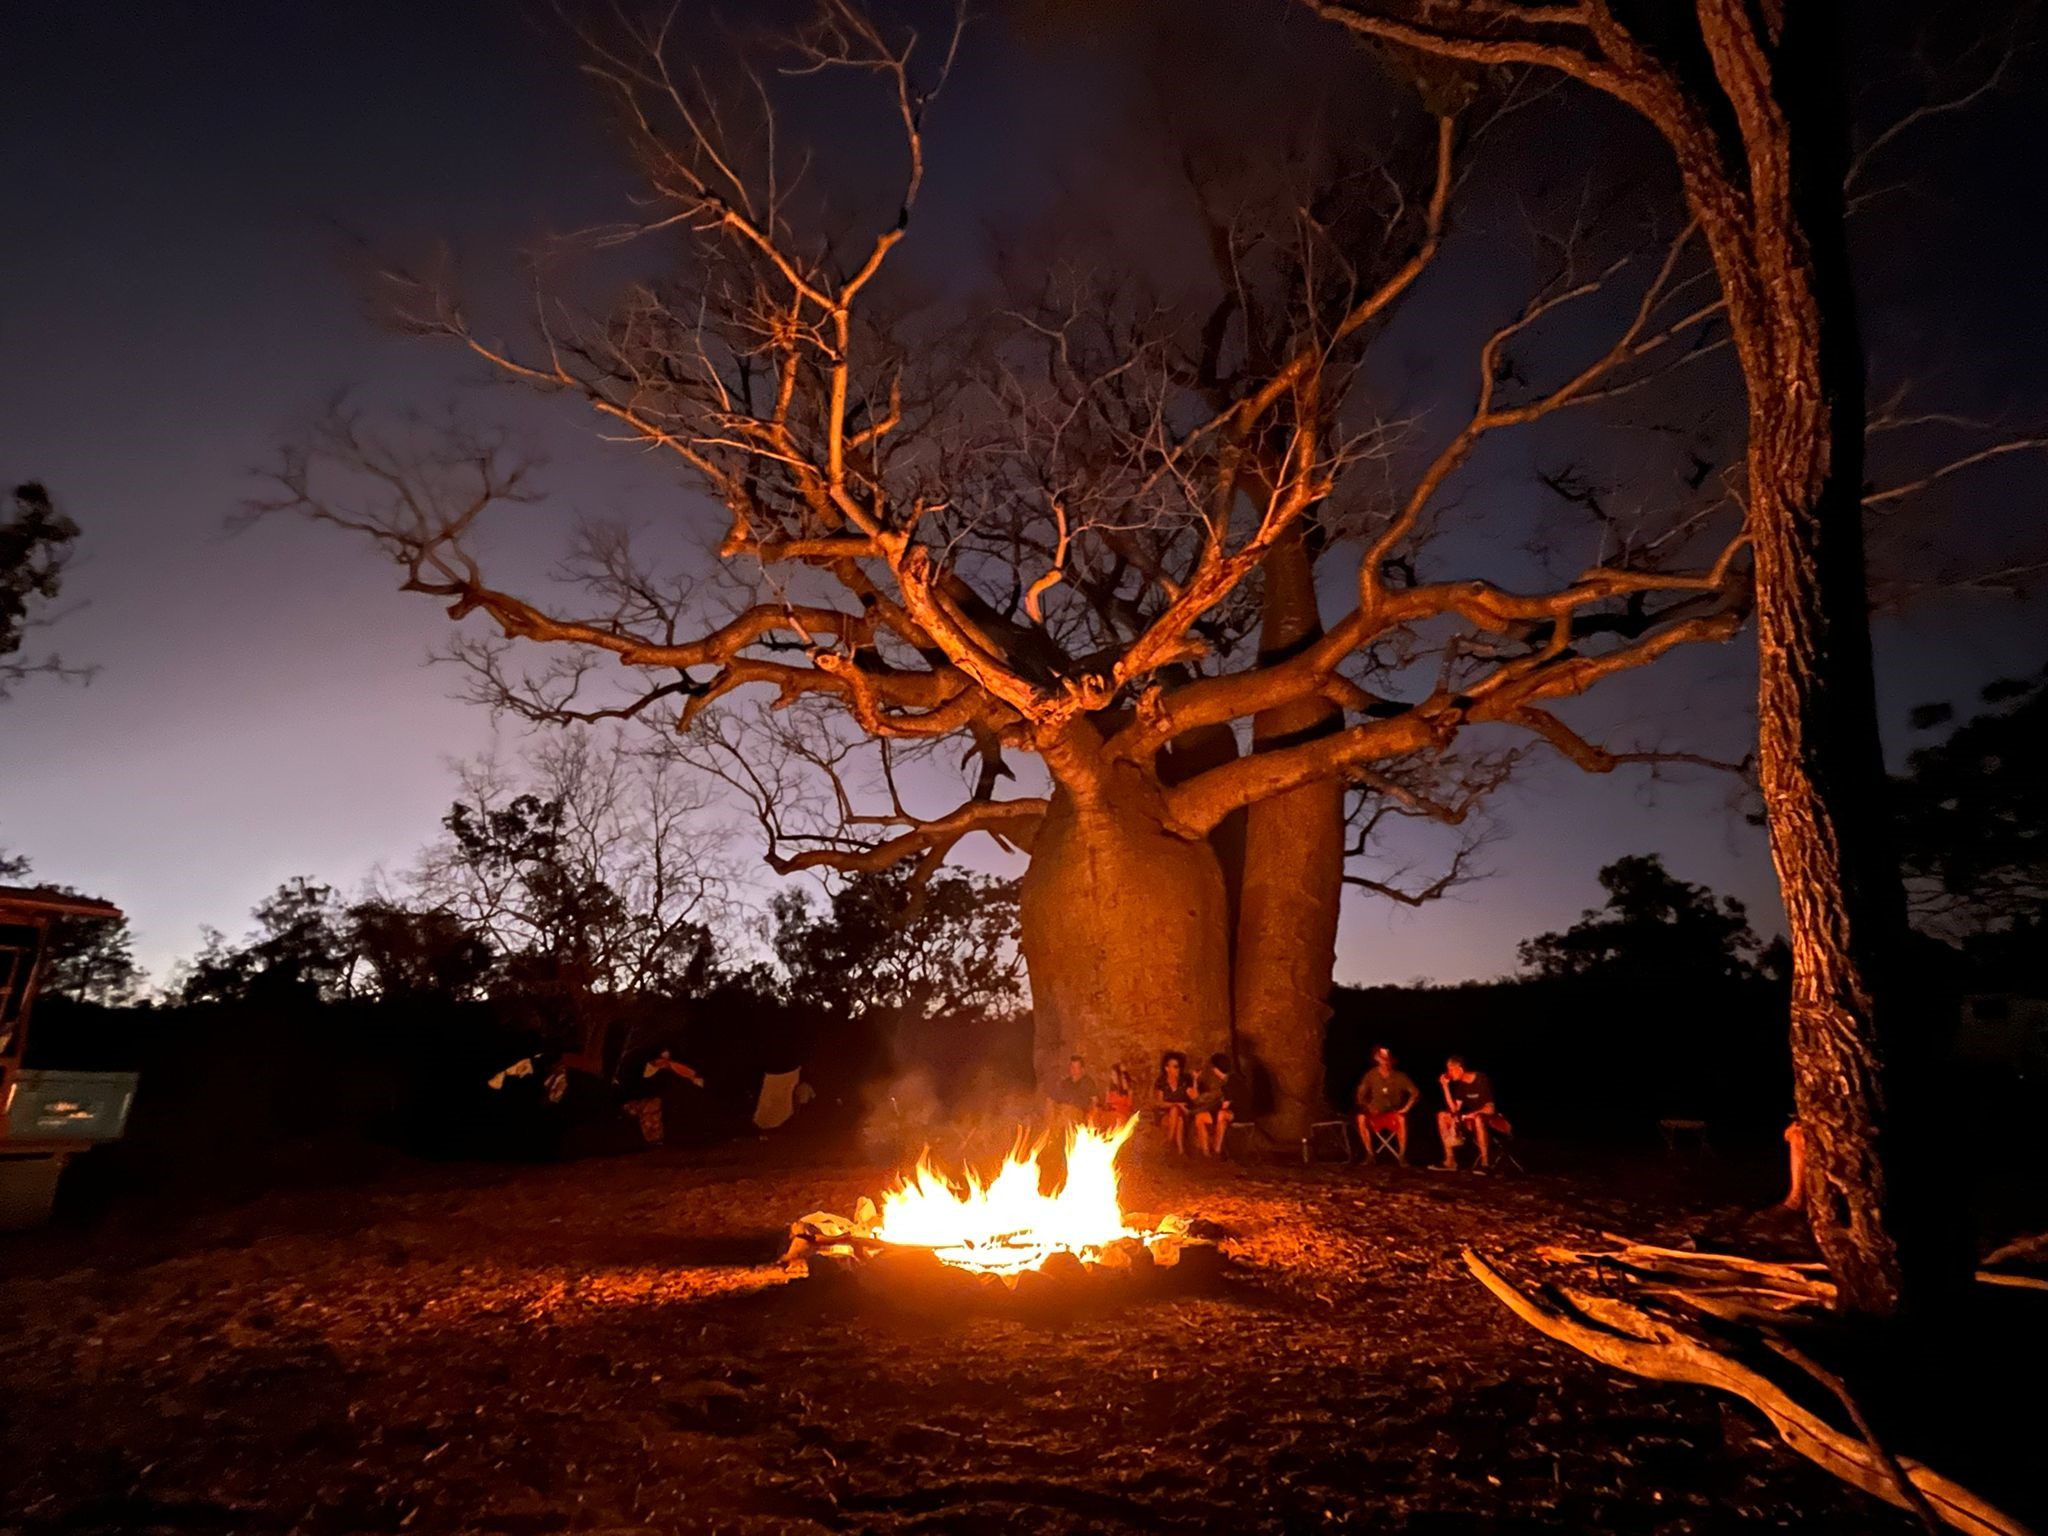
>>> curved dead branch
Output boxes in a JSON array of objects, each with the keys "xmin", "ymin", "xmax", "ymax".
[{"xmin": 1463, "ymin": 1249, "xmax": 2036, "ymax": 1536}]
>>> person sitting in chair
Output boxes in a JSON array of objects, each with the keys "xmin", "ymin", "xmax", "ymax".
[
  {"xmin": 1096, "ymin": 1062, "xmax": 1135, "ymax": 1128},
  {"xmin": 1154, "ymin": 1052, "xmax": 1195, "ymax": 1154},
  {"xmin": 1436, "ymin": 1056, "xmax": 1509, "ymax": 1171},
  {"xmin": 1046, "ymin": 1054, "xmax": 1098, "ymax": 1129},
  {"xmin": 1353, "ymin": 1046, "xmax": 1419, "ymax": 1164},
  {"xmin": 1191, "ymin": 1053, "xmax": 1237, "ymax": 1158}
]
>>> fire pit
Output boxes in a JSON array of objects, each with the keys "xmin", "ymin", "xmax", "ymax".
[{"xmin": 785, "ymin": 1117, "xmax": 1226, "ymax": 1308}]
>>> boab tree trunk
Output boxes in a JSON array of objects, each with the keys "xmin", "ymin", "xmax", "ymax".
[
  {"xmin": 1233, "ymin": 529, "xmax": 1345, "ymax": 1140},
  {"xmin": 1019, "ymin": 770, "xmax": 1235, "ymax": 1090}
]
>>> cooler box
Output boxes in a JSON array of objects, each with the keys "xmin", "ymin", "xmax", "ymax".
[
  {"xmin": 0, "ymin": 1071, "xmax": 138, "ymax": 1230},
  {"xmin": 3, "ymin": 1070, "xmax": 138, "ymax": 1141}
]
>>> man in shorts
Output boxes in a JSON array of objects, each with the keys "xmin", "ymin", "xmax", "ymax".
[
  {"xmin": 1436, "ymin": 1056, "xmax": 1510, "ymax": 1171},
  {"xmin": 1353, "ymin": 1045, "xmax": 1420, "ymax": 1164}
]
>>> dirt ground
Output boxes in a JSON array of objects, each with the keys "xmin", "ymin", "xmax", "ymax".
[{"xmin": 0, "ymin": 1142, "xmax": 1933, "ymax": 1535}]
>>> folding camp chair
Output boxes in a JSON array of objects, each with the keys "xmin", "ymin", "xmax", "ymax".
[
  {"xmin": 1659, "ymin": 1117, "xmax": 1712, "ymax": 1157},
  {"xmin": 1485, "ymin": 1126, "xmax": 1526, "ymax": 1174},
  {"xmin": 1452, "ymin": 1118, "xmax": 1524, "ymax": 1174},
  {"xmin": 1364, "ymin": 1117, "xmax": 1404, "ymax": 1164},
  {"xmin": 752, "ymin": 1069, "xmax": 803, "ymax": 1132},
  {"xmin": 1221, "ymin": 1116, "xmax": 1265, "ymax": 1161},
  {"xmin": 1301, "ymin": 1120, "xmax": 1352, "ymax": 1164}
]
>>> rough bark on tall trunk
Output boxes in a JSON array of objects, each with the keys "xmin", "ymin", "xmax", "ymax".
[
  {"xmin": 1018, "ymin": 768, "xmax": 1235, "ymax": 1092},
  {"xmin": 1234, "ymin": 528, "xmax": 1345, "ymax": 1139},
  {"xmin": 1688, "ymin": 0, "xmax": 1954, "ymax": 1315},
  {"xmin": 1301, "ymin": 0, "xmax": 1968, "ymax": 1318}
]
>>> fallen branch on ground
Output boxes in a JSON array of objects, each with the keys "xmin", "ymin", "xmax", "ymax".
[
  {"xmin": 1463, "ymin": 1248, "xmax": 2036, "ymax": 1536},
  {"xmin": 1544, "ymin": 1237, "xmax": 2048, "ymax": 1302}
]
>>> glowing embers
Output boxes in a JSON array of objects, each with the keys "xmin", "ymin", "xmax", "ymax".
[{"xmin": 785, "ymin": 1118, "xmax": 1226, "ymax": 1306}]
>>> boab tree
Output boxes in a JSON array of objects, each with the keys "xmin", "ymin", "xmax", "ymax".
[
  {"xmin": 272, "ymin": 3, "xmax": 1752, "ymax": 1138},
  {"xmin": 1302, "ymin": 0, "xmax": 2029, "ymax": 1315}
]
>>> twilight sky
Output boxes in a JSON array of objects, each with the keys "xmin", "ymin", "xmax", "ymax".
[{"xmin": 4, "ymin": 0, "xmax": 2043, "ymax": 987}]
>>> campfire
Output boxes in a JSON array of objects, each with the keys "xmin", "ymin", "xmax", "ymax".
[
  {"xmin": 787, "ymin": 1115, "xmax": 1224, "ymax": 1301},
  {"xmin": 872, "ymin": 1116, "xmax": 1143, "ymax": 1275}
]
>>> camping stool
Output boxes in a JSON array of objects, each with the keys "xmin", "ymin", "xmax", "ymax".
[
  {"xmin": 1488, "ymin": 1129, "xmax": 1527, "ymax": 1174},
  {"xmin": 1658, "ymin": 1117, "xmax": 1711, "ymax": 1157},
  {"xmin": 1222, "ymin": 1117, "xmax": 1264, "ymax": 1161},
  {"xmin": 1453, "ymin": 1122, "xmax": 1526, "ymax": 1175},
  {"xmin": 1302, "ymin": 1120, "xmax": 1352, "ymax": 1164},
  {"xmin": 1365, "ymin": 1119, "xmax": 1403, "ymax": 1164}
]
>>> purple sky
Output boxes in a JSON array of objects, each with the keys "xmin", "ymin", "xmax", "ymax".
[{"xmin": 4, "ymin": 1, "xmax": 2043, "ymax": 987}]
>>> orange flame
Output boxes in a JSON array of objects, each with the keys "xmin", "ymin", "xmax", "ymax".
[{"xmin": 872, "ymin": 1116, "xmax": 1142, "ymax": 1274}]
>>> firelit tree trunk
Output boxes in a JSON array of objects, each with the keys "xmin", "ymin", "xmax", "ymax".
[
  {"xmin": 1018, "ymin": 771, "xmax": 1235, "ymax": 1093},
  {"xmin": 1233, "ymin": 529, "xmax": 1345, "ymax": 1140},
  {"xmin": 1158, "ymin": 721, "xmax": 1249, "ymax": 946},
  {"xmin": 1690, "ymin": 1, "xmax": 1959, "ymax": 1316}
]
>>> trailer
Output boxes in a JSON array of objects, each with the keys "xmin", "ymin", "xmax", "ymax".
[{"xmin": 1, "ymin": 885, "xmax": 137, "ymax": 1229}]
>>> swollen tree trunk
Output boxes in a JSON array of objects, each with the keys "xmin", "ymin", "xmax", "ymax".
[
  {"xmin": 1690, "ymin": 1, "xmax": 1960, "ymax": 1315},
  {"xmin": 1159, "ymin": 721, "xmax": 1249, "ymax": 948},
  {"xmin": 1018, "ymin": 767, "xmax": 1235, "ymax": 1092},
  {"xmin": 1234, "ymin": 529, "xmax": 1345, "ymax": 1140}
]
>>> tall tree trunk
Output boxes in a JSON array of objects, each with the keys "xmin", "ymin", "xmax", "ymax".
[
  {"xmin": 1233, "ymin": 528, "xmax": 1345, "ymax": 1140},
  {"xmin": 1018, "ymin": 769, "xmax": 1235, "ymax": 1092},
  {"xmin": 1691, "ymin": 0, "xmax": 1960, "ymax": 1316},
  {"xmin": 1160, "ymin": 722, "xmax": 1249, "ymax": 949}
]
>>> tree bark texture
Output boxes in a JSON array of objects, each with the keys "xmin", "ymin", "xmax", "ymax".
[
  {"xmin": 1018, "ymin": 771, "xmax": 1235, "ymax": 1091},
  {"xmin": 1233, "ymin": 529, "xmax": 1346, "ymax": 1139},
  {"xmin": 1687, "ymin": 0, "xmax": 1950, "ymax": 1315}
]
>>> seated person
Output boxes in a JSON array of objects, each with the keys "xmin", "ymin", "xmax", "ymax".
[
  {"xmin": 1353, "ymin": 1045, "xmax": 1420, "ymax": 1164},
  {"xmin": 1045, "ymin": 1053, "xmax": 1098, "ymax": 1127},
  {"xmin": 1436, "ymin": 1056, "xmax": 1510, "ymax": 1171},
  {"xmin": 643, "ymin": 1048, "xmax": 710, "ymax": 1146},
  {"xmin": 1191, "ymin": 1052, "xmax": 1237, "ymax": 1158},
  {"xmin": 1153, "ymin": 1052, "xmax": 1195, "ymax": 1154},
  {"xmin": 643, "ymin": 1048, "xmax": 706, "ymax": 1088},
  {"xmin": 1096, "ymin": 1062, "xmax": 1136, "ymax": 1128}
]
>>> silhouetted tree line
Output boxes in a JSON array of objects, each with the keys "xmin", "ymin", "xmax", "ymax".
[
  {"xmin": 23, "ymin": 732, "xmax": 1023, "ymax": 1198},
  {"xmin": 1895, "ymin": 662, "xmax": 2048, "ymax": 995},
  {"xmin": 15, "ymin": 664, "xmax": 2037, "ymax": 1197},
  {"xmin": 1325, "ymin": 663, "xmax": 2048, "ymax": 1140},
  {"xmin": 1329, "ymin": 854, "xmax": 1800, "ymax": 1143}
]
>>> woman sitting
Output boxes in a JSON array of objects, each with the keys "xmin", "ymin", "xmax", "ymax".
[
  {"xmin": 1097, "ymin": 1062, "xmax": 1136, "ymax": 1128},
  {"xmin": 1191, "ymin": 1053, "xmax": 1237, "ymax": 1157},
  {"xmin": 1153, "ymin": 1052, "xmax": 1195, "ymax": 1154}
]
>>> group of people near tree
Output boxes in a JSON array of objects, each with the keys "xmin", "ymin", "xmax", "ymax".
[
  {"xmin": 1042, "ymin": 1051, "xmax": 1241, "ymax": 1157},
  {"xmin": 1150, "ymin": 1052, "xmax": 1239, "ymax": 1157},
  {"xmin": 1047, "ymin": 1046, "xmax": 1505, "ymax": 1167},
  {"xmin": 1353, "ymin": 1047, "xmax": 1510, "ymax": 1171}
]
